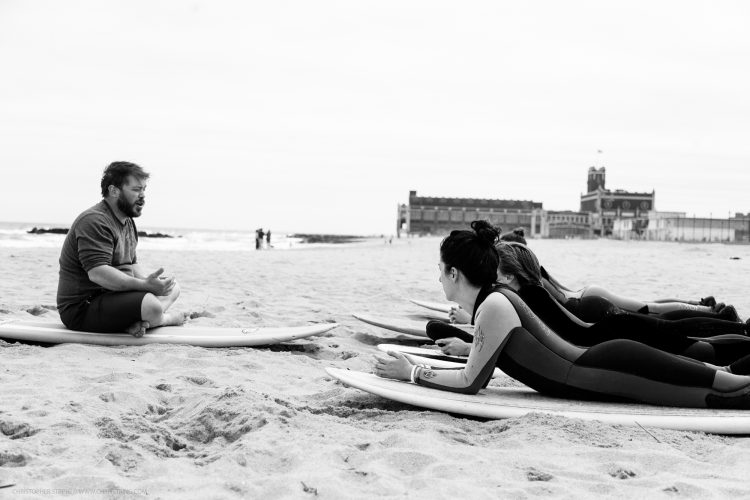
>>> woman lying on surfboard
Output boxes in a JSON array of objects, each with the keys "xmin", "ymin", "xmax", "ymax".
[
  {"xmin": 541, "ymin": 266, "xmax": 739, "ymax": 322},
  {"xmin": 500, "ymin": 228, "xmax": 740, "ymax": 323},
  {"xmin": 427, "ymin": 239, "xmax": 750, "ymax": 367},
  {"xmin": 499, "ymin": 227, "xmax": 739, "ymax": 323},
  {"xmin": 374, "ymin": 220, "xmax": 750, "ymax": 408}
]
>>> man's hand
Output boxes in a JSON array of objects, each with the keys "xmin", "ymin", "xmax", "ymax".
[{"xmin": 144, "ymin": 268, "xmax": 176, "ymax": 296}]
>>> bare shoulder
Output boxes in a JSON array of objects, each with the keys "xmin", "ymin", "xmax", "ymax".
[{"xmin": 475, "ymin": 292, "xmax": 521, "ymax": 329}]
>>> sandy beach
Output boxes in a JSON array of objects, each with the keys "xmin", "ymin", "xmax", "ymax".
[{"xmin": 2, "ymin": 236, "xmax": 750, "ymax": 499}]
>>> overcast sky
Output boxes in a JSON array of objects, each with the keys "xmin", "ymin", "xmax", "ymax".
[{"xmin": 1, "ymin": 0, "xmax": 749, "ymax": 234}]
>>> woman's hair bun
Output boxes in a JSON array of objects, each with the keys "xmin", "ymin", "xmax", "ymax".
[
  {"xmin": 499, "ymin": 226, "xmax": 527, "ymax": 244},
  {"xmin": 470, "ymin": 220, "xmax": 499, "ymax": 246}
]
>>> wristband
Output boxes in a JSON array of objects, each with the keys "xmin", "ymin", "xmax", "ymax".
[{"xmin": 410, "ymin": 365, "xmax": 419, "ymax": 384}]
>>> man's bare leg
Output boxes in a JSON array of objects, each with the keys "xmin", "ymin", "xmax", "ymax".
[
  {"xmin": 136, "ymin": 292, "xmax": 187, "ymax": 336},
  {"xmin": 156, "ymin": 282, "xmax": 187, "ymax": 326},
  {"xmin": 157, "ymin": 282, "xmax": 181, "ymax": 312}
]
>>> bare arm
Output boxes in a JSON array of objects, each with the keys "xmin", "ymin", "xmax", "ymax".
[
  {"xmin": 375, "ymin": 293, "xmax": 521, "ymax": 394},
  {"xmin": 129, "ymin": 263, "xmax": 149, "ymax": 279},
  {"xmin": 88, "ymin": 265, "xmax": 175, "ymax": 296}
]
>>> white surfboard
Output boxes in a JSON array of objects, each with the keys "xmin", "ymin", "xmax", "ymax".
[
  {"xmin": 353, "ymin": 314, "xmax": 474, "ymax": 338},
  {"xmin": 409, "ymin": 298, "xmax": 455, "ymax": 314},
  {"xmin": 377, "ymin": 344, "xmax": 501, "ymax": 378},
  {"xmin": 0, "ymin": 319, "xmax": 337, "ymax": 347},
  {"xmin": 353, "ymin": 314, "xmax": 430, "ymax": 338},
  {"xmin": 325, "ymin": 367, "xmax": 750, "ymax": 435}
]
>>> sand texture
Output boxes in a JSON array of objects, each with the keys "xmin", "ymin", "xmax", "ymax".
[{"xmin": 2, "ymin": 237, "xmax": 750, "ymax": 499}]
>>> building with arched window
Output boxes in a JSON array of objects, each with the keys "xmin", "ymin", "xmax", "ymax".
[
  {"xmin": 396, "ymin": 167, "xmax": 663, "ymax": 239},
  {"xmin": 580, "ymin": 167, "xmax": 655, "ymax": 236},
  {"xmin": 398, "ymin": 191, "xmax": 542, "ymax": 236}
]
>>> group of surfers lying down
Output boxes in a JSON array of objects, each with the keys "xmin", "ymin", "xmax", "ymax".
[
  {"xmin": 374, "ymin": 221, "xmax": 750, "ymax": 408},
  {"xmin": 500, "ymin": 227, "xmax": 740, "ymax": 323}
]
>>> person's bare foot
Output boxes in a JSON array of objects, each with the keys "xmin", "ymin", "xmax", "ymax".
[
  {"xmin": 126, "ymin": 321, "xmax": 150, "ymax": 337},
  {"xmin": 162, "ymin": 312, "xmax": 188, "ymax": 327}
]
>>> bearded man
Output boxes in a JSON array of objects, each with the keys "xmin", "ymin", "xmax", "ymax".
[{"xmin": 57, "ymin": 161, "xmax": 185, "ymax": 337}]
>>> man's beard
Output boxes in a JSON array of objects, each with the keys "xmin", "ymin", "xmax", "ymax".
[{"xmin": 117, "ymin": 193, "xmax": 142, "ymax": 218}]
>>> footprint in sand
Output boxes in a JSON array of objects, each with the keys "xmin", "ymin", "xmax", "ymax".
[
  {"xmin": 0, "ymin": 420, "xmax": 38, "ymax": 440},
  {"xmin": 181, "ymin": 375, "xmax": 216, "ymax": 386},
  {"xmin": 104, "ymin": 444, "xmax": 142, "ymax": 473},
  {"xmin": 609, "ymin": 468, "xmax": 636, "ymax": 479},
  {"xmin": 0, "ymin": 452, "xmax": 28, "ymax": 467},
  {"xmin": 94, "ymin": 417, "xmax": 139, "ymax": 442},
  {"xmin": 527, "ymin": 468, "xmax": 554, "ymax": 482},
  {"xmin": 382, "ymin": 450, "xmax": 436, "ymax": 475},
  {"xmin": 25, "ymin": 305, "xmax": 53, "ymax": 316},
  {"xmin": 181, "ymin": 408, "xmax": 268, "ymax": 444},
  {"xmin": 98, "ymin": 392, "xmax": 116, "ymax": 402}
]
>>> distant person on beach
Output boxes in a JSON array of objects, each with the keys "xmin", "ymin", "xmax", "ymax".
[
  {"xmin": 374, "ymin": 221, "xmax": 750, "ymax": 408},
  {"xmin": 266, "ymin": 229, "xmax": 272, "ymax": 248},
  {"xmin": 57, "ymin": 161, "xmax": 185, "ymax": 337},
  {"xmin": 256, "ymin": 228, "xmax": 265, "ymax": 250}
]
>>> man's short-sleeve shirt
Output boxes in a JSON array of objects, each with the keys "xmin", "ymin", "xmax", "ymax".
[{"xmin": 57, "ymin": 201, "xmax": 139, "ymax": 313}]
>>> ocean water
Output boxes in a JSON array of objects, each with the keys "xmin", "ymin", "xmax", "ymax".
[{"xmin": 0, "ymin": 221, "xmax": 376, "ymax": 251}]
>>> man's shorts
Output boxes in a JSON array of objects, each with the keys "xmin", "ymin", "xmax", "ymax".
[{"xmin": 62, "ymin": 291, "xmax": 148, "ymax": 333}]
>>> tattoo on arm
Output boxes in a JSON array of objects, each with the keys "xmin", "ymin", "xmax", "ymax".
[
  {"xmin": 474, "ymin": 326, "xmax": 485, "ymax": 352},
  {"xmin": 422, "ymin": 370, "xmax": 436, "ymax": 379}
]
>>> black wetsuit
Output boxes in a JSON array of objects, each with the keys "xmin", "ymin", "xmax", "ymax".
[
  {"xmin": 428, "ymin": 284, "xmax": 750, "ymax": 365},
  {"xmin": 539, "ymin": 267, "xmax": 741, "ymax": 323},
  {"xmin": 415, "ymin": 286, "xmax": 750, "ymax": 408}
]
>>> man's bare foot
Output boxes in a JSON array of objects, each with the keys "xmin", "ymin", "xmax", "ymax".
[
  {"xmin": 126, "ymin": 321, "xmax": 150, "ymax": 337},
  {"xmin": 162, "ymin": 312, "xmax": 188, "ymax": 327}
]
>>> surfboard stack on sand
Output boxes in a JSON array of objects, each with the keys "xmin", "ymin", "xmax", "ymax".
[
  {"xmin": 326, "ymin": 367, "xmax": 750, "ymax": 434},
  {"xmin": 352, "ymin": 297, "xmax": 473, "ymax": 338},
  {"xmin": 342, "ymin": 297, "xmax": 750, "ymax": 434}
]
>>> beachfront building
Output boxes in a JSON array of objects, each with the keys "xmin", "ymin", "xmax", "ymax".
[
  {"xmin": 612, "ymin": 216, "xmax": 657, "ymax": 240},
  {"xmin": 530, "ymin": 209, "xmax": 594, "ymax": 239},
  {"xmin": 735, "ymin": 213, "xmax": 750, "ymax": 243},
  {"xmin": 402, "ymin": 191, "xmax": 542, "ymax": 236},
  {"xmin": 396, "ymin": 203, "xmax": 408, "ymax": 237},
  {"xmin": 580, "ymin": 167, "xmax": 655, "ymax": 236},
  {"xmin": 638, "ymin": 211, "xmax": 750, "ymax": 243}
]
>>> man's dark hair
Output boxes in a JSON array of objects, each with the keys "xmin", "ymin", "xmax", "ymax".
[{"xmin": 101, "ymin": 161, "xmax": 150, "ymax": 197}]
